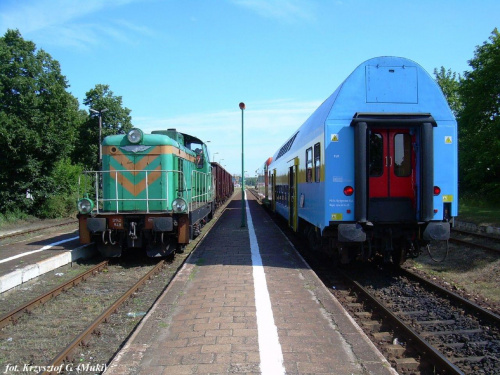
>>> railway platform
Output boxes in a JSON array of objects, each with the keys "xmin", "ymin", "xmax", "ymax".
[
  {"xmin": 0, "ymin": 223, "xmax": 94, "ymax": 293},
  {"xmin": 106, "ymin": 191, "xmax": 395, "ymax": 375}
]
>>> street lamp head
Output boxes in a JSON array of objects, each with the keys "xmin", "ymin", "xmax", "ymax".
[
  {"xmin": 89, "ymin": 108, "xmax": 109, "ymax": 115},
  {"xmin": 239, "ymin": 102, "xmax": 245, "ymax": 110}
]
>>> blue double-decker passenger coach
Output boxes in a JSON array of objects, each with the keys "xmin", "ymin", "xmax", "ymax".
[{"xmin": 265, "ymin": 56, "xmax": 458, "ymax": 264}]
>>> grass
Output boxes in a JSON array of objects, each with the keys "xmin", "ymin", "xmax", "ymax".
[
  {"xmin": 0, "ymin": 210, "xmax": 36, "ymax": 229},
  {"xmin": 406, "ymin": 243, "xmax": 500, "ymax": 306},
  {"xmin": 405, "ymin": 196, "xmax": 500, "ymax": 311},
  {"xmin": 457, "ymin": 197, "xmax": 500, "ymax": 227}
]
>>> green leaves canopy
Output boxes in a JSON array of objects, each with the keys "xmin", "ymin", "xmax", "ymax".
[
  {"xmin": 458, "ymin": 29, "xmax": 500, "ymax": 199},
  {"xmin": 73, "ymin": 84, "xmax": 133, "ymax": 170},
  {"xmin": 0, "ymin": 29, "xmax": 84, "ymax": 214}
]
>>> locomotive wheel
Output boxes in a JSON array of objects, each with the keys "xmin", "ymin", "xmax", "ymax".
[
  {"xmin": 175, "ymin": 244, "xmax": 186, "ymax": 254},
  {"xmin": 95, "ymin": 238, "xmax": 122, "ymax": 257},
  {"xmin": 147, "ymin": 233, "xmax": 175, "ymax": 257},
  {"xmin": 391, "ymin": 245, "xmax": 406, "ymax": 266},
  {"xmin": 306, "ymin": 225, "xmax": 324, "ymax": 253}
]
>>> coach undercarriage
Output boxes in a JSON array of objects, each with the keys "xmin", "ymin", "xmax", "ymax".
[{"xmin": 305, "ymin": 220, "xmax": 450, "ymax": 265}]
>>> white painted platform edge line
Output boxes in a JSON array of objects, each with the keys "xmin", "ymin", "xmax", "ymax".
[
  {"xmin": 245, "ymin": 190, "xmax": 286, "ymax": 375},
  {"xmin": 0, "ymin": 236, "xmax": 79, "ymax": 264}
]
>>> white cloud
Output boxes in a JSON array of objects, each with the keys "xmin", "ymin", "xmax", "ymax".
[
  {"xmin": 1, "ymin": 0, "xmax": 102, "ymax": 33},
  {"xmin": 0, "ymin": 0, "xmax": 153, "ymax": 49}
]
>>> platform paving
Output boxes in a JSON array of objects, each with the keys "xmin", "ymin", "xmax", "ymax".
[{"xmin": 105, "ymin": 191, "xmax": 396, "ymax": 375}]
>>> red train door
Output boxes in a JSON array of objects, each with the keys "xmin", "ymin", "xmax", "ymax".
[{"xmin": 368, "ymin": 129, "xmax": 416, "ymax": 221}]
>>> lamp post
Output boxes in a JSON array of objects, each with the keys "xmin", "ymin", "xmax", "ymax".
[
  {"xmin": 239, "ymin": 102, "xmax": 246, "ymax": 227},
  {"xmin": 90, "ymin": 108, "xmax": 108, "ymax": 168},
  {"xmin": 212, "ymin": 152, "xmax": 219, "ymax": 163}
]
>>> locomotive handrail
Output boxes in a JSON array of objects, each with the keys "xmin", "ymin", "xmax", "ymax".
[
  {"xmin": 78, "ymin": 169, "xmax": 189, "ymax": 214},
  {"xmin": 190, "ymin": 170, "xmax": 213, "ymax": 211}
]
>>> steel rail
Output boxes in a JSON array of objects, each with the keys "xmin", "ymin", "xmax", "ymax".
[
  {"xmin": 452, "ymin": 227, "xmax": 500, "ymax": 240},
  {"xmin": 0, "ymin": 260, "xmax": 108, "ymax": 329},
  {"xmin": 449, "ymin": 237, "xmax": 500, "ymax": 254},
  {"xmin": 0, "ymin": 220, "xmax": 78, "ymax": 241},
  {"xmin": 401, "ymin": 268, "xmax": 500, "ymax": 324},
  {"xmin": 41, "ymin": 260, "xmax": 166, "ymax": 375},
  {"xmin": 346, "ymin": 274, "xmax": 465, "ymax": 375}
]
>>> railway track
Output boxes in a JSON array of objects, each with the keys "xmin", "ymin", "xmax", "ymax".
[
  {"xmin": 0, "ymin": 260, "xmax": 164, "ymax": 374},
  {"xmin": 303, "ymin": 245, "xmax": 500, "ymax": 374},
  {"xmin": 0, "ymin": 261, "xmax": 109, "ymax": 329},
  {"xmin": 450, "ymin": 228, "xmax": 500, "ymax": 254},
  {"xmin": 0, "ymin": 220, "xmax": 78, "ymax": 241},
  {"xmin": 42, "ymin": 260, "xmax": 167, "ymax": 375},
  {"xmin": 329, "ymin": 266, "xmax": 500, "ymax": 374}
]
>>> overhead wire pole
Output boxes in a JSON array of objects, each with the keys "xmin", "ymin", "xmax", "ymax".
[
  {"xmin": 89, "ymin": 108, "xmax": 109, "ymax": 168},
  {"xmin": 239, "ymin": 102, "xmax": 246, "ymax": 227}
]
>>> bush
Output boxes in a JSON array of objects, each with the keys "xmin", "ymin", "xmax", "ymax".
[
  {"xmin": 458, "ymin": 195, "xmax": 500, "ymax": 226},
  {"xmin": 35, "ymin": 158, "xmax": 83, "ymax": 218},
  {"xmin": 0, "ymin": 209, "xmax": 34, "ymax": 228}
]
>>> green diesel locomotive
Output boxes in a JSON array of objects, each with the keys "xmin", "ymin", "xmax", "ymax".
[{"xmin": 77, "ymin": 128, "xmax": 220, "ymax": 257}]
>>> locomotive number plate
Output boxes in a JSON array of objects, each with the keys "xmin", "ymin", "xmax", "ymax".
[{"xmin": 109, "ymin": 216, "xmax": 124, "ymax": 229}]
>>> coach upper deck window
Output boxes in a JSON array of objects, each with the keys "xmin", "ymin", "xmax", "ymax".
[
  {"xmin": 306, "ymin": 147, "xmax": 313, "ymax": 182},
  {"xmin": 314, "ymin": 143, "xmax": 320, "ymax": 182}
]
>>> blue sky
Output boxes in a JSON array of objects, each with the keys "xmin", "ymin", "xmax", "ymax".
[{"xmin": 1, "ymin": 0, "xmax": 498, "ymax": 175}]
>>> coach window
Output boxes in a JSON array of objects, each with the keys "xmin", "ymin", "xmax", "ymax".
[
  {"xmin": 306, "ymin": 147, "xmax": 313, "ymax": 182},
  {"xmin": 394, "ymin": 133, "xmax": 412, "ymax": 176},
  {"xmin": 314, "ymin": 143, "xmax": 320, "ymax": 182},
  {"xmin": 369, "ymin": 133, "xmax": 383, "ymax": 176}
]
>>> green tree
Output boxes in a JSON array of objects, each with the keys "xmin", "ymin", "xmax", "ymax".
[
  {"xmin": 458, "ymin": 28, "xmax": 500, "ymax": 200},
  {"xmin": 0, "ymin": 29, "xmax": 83, "ymax": 215},
  {"xmin": 433, "ymin": 66, "xmax": 462, "ymax": 116},
  {"xmin": 73, "ymin": 84, "xmax": 133, "ymax": 169}
]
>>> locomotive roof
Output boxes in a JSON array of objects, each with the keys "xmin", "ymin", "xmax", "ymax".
[
  {"xmin": 102, "ymin": 130, "xmax": 206, "ymax": 149},
  {"xmin": 271, "ymin": 56, "xmax": 455, "ymax": 162}
]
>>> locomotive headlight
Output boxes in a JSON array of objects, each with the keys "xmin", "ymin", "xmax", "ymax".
[
  {"xmin": 127, "ymin": 128, "xmax": 143, "ymax": 144},
  {"xmin": 77, "ymin": 197, "xmax": 94, "ymax": 214},
  {"xmin": 172, "ymin": 198, "xmax": 188, "ymax": 213}
]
